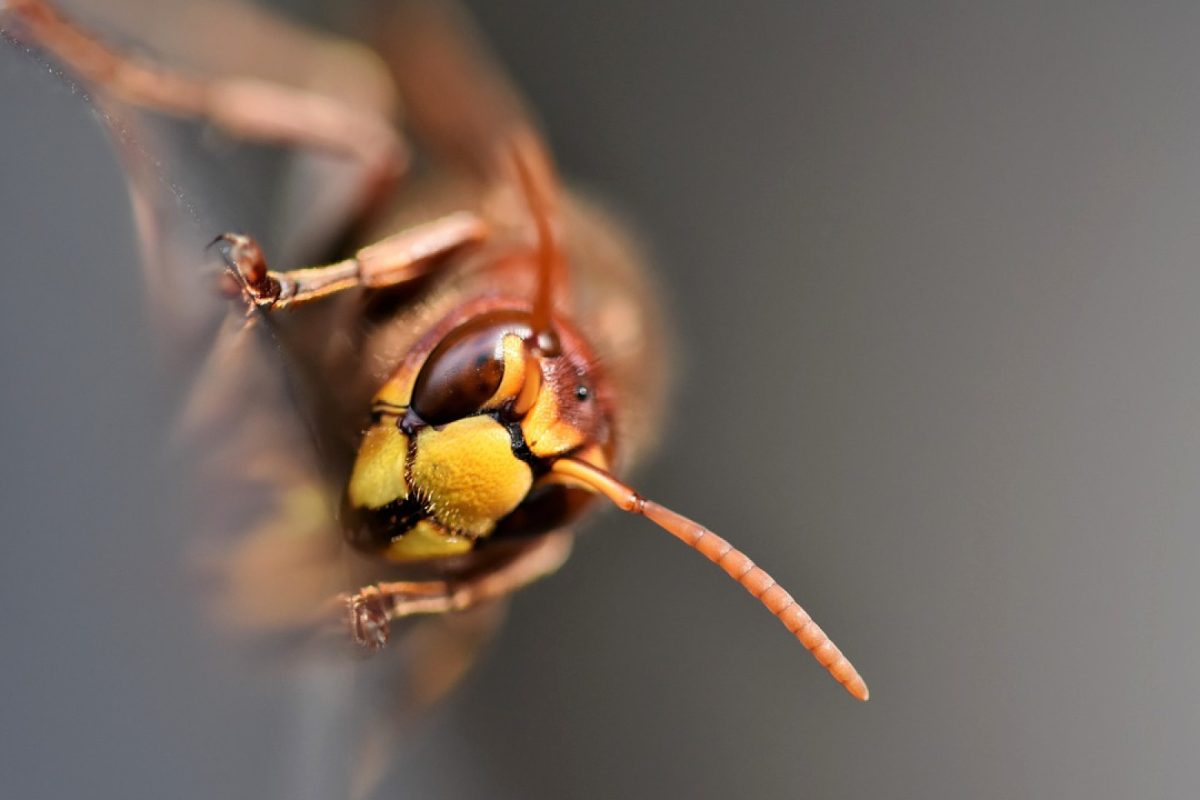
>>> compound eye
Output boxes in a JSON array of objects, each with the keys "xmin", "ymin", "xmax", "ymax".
[{"xmin": 411, "ymin": 312, "xmax": 531, "ymax": 425}]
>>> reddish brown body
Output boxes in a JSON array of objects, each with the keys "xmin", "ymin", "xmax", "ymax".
[{"xmin": 2, "ymin": 0, "xmax": 868, "ymax": 706}]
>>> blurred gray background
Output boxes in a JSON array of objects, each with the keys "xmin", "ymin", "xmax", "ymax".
[{"xmin": 4, "ymin": 1, "xmax": 1200, "ymax": 798}]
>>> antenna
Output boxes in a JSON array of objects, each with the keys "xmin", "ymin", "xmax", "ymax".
[
  {"xmin": 551, "ymin": 457, "xmax": 870, "ymax": 701},
  {"xmin": 510, "ymin": 138, "xmax": 564, "ymax": 354}
]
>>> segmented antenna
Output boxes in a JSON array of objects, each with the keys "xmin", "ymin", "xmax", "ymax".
[{"xmin": 551, "ymin": 457, "xmax": 870, "ymax": 701}]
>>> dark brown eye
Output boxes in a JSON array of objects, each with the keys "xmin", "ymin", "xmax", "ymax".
[{"xmin": 410, "ymin": 311, "xmax": 532, "ymax": 425}]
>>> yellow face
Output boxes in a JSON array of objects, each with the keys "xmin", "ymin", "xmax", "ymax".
[{"xmin": 344, "ymin": 307, "xmax": 612, "ymax": 561}]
